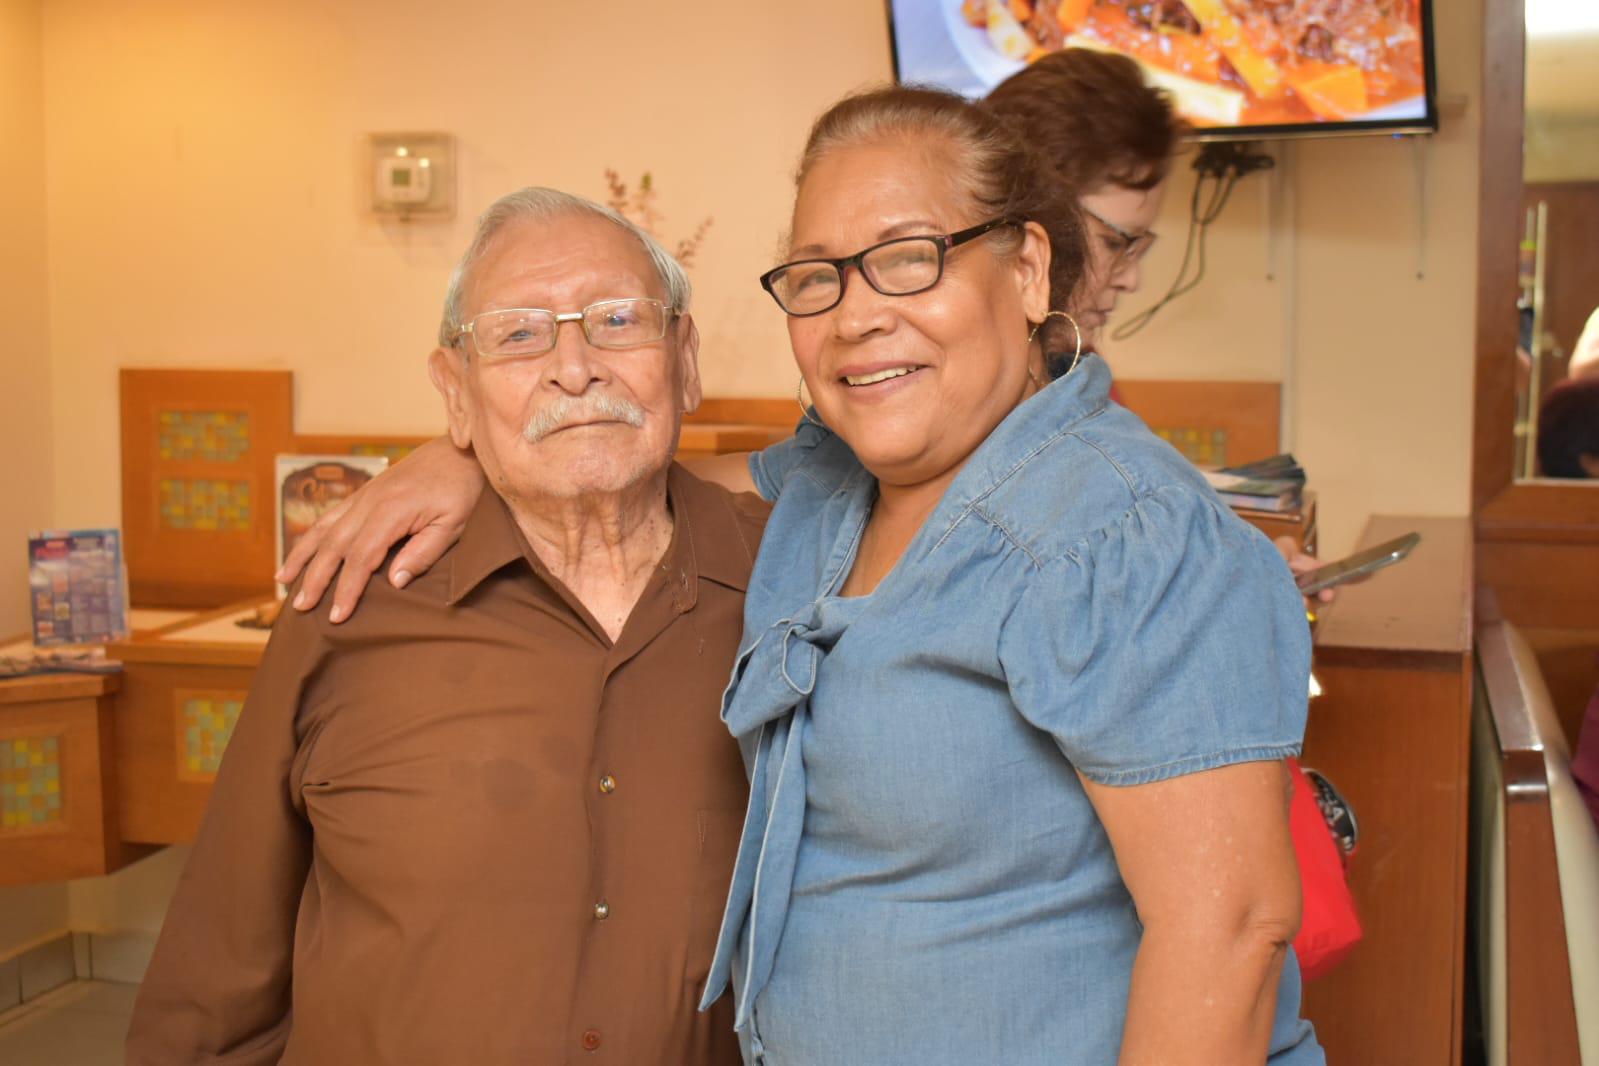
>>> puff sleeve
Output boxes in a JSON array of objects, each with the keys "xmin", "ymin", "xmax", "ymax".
[
  {"xmin": 997, "ymin": 484, "xmax": 1311, "ymax": 786},
  {"xmin": 748, "ymin": 414, "xmax": 835, "ymax": 502}
]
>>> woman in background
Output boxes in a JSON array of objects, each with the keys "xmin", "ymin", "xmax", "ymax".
[
  {"xmin": 984, "ymin": 47, "xmax": 1181, "ymax": 372},
  {"xmin": 986, "ymin": 49, "xmax": 1333, "ymax": 596}
]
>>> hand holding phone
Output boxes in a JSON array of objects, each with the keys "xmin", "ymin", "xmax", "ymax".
[{"xmin": 1294, "ymin": 533, "xmax": 1422, "ymax": 597}]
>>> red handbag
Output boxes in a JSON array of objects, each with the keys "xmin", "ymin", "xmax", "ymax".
[{"xmin": 1287, "ymin": 757, "xmax": 1363, "ymax": 980}]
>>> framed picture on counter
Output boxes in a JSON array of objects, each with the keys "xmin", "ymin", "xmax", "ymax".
[{"xmin": 274, "ymin": 455, "xmax": 390, "ymax": 596}]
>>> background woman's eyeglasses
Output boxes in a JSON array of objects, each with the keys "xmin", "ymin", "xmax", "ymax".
[
  {"xmin": 451, "ymin": 298, "xmax": 676, "ymax": 360},
  {"xmin": 1080, "ymin": 205, "xmax": 1158, "ymax": 265},
  {"xmin": 759, "ymin": 217, "xmax": 1022, "ymax": 317}
]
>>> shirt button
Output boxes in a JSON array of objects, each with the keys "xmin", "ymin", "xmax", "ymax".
[
  {"xmin": 598, "ymin": 774, "xmax": 617, "ymax": 794},
  {"xmin": 581, "ymin": 1029, "xmax": 602, "ymax": 1051},
  {"xmin": 593, "ymin": 900, "xmax": 610, "ymax": 920}
]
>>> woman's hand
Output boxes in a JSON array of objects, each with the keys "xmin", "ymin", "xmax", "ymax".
[
  {"xmin": 1084, "ymin": 760, "xmax": 1302, "ymax": 1066},
  {"xmin": 1274, "ymin": 536, "xmax": 1335, "ymax": 607},
  {"xmin": 276, "ymin": 436, "xmax": 486, "ymax": 623}
]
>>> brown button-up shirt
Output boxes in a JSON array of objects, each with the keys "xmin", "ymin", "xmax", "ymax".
[{"xmin": 127, "ymin": 466, "xmax": 768, "ymax": 1065}]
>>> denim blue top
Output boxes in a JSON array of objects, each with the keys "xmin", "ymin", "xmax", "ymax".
[{"xmin": 698, "ymin": 356, "xmax": 1323, "ymax": 1065}]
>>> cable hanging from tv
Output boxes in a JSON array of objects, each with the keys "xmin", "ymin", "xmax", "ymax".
[{"xmin": 1111, "ymin": 141, "xmax": 1275, "ymax": 341}]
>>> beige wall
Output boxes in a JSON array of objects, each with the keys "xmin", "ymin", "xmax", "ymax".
[
  {"xmin": 1, "ymin": 0, "xmax": 54, "ymax": 635},
  {"xmin": 41, "ymin": 0, "xmax": 891, "ymax": 531},
  {"xmin": 1103, "ymin": 0, "xmax": 1482, "ymax": 555},
  {"xmin": 38, "ymin": 0, "xmax": 1483, "ymax": 560},
  {"xmin": 0, "ymin": 0, "xmax": 69, "ymax": 958}
]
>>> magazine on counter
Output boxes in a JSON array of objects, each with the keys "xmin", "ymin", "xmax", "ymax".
[{"xmin": 27, "ymin": 528, "xmax": 130, "ymax": 646}]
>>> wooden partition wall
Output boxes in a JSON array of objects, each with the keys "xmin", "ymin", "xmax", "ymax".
[
  {"xmin": 1112, "ymin": 379, "xmax": 1281, "ymax": 467},
  {"xmin": 1299, "ymin": 515, "xmax": 1474, "ymax": 1065}
]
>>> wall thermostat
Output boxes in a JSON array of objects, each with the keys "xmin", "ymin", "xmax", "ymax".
[
  {"xmin": 368, "ymin": 132, "xmax": 454, "ymax": 220},
  {"xmin": 377, "ymin": 154, "xmax": 431, "ymax": 205}
]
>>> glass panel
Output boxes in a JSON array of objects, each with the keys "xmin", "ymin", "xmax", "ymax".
[{"xmin": 1516, "ymin": 2, "xmax": 1599, "ymax": 481}]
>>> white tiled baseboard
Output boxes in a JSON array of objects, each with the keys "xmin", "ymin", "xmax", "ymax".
[
  {"xmin": 0, "ymin": 933, "xmax": 76, "ymax": 1009},
  {"xmin": 81, "ymin": 930, "xmax": 157, "ymax": 985},
  {"xmin": 0, "ymin": 927, "xmax": 156, "ymax": 1009},
  {"xmin": 0, "ymin": 955, "xmax": 19, "ymax": 1014}
]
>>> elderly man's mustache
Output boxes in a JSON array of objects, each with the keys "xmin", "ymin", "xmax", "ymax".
[{"xmin": 522, "ymin": 394, "xmax": 647, "ymax": 444}]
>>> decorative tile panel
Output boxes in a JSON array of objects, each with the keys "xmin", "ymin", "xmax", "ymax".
[
  {"xmin": 1, "ymin": 736, "xmax": 64, "ymax": 833},
  {"xmin": 158, "ymin": 410, "xmax": 251, "ymax": 463},
  {"xmin": 1153, "ymin": 426, "xmax": 1229, "ymax": 468},
  {"xmin": 177, "ymin": 694, "xmax": 245, "ymax": 781},
  {"xmin": 158, "ymin": 478, "xmax": 252, "ymax": 532}
]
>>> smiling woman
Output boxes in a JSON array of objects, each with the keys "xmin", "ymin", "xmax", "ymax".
[
  {"xmin": 766, "ymin": 87, "xmax": 1085, "ymax": 500},
  {"xmin": 702, "ymin": 85, "xmax": 1323, "ymax": 1065}
]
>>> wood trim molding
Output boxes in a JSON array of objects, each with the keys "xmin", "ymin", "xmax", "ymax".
[
  {"xmin": 684, "ymin": 398, "xmax": 796, "ymax": 427},
  {"xmin": 1471, "ymin": 0, "xmax": 1525, "ymax": 513},
  {"xmin": 1472, "ymin": 587, "xmax": 1582, "ymax": 1063}
]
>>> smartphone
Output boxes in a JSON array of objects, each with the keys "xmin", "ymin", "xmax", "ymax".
[{"xmin": 1295, "ymin": 532, "xmax": 1421, "ymax": 596}]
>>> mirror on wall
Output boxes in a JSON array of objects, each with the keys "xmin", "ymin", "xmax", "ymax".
[{"xmin": 1514, "ymin": 0, "xmax": 1599, "ymax": 481}]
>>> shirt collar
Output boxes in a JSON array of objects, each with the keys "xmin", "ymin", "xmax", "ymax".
[
  {"xmin": 663, "ymin": 462, "xmax": 761, "ymax": 594},
  {"xmin": 935, "ymin": 353, "xmax": 1114, "ymax": 513},
  {"xmin": 446, "ymin": 462, "xmax": 758, "ymax": 606}
]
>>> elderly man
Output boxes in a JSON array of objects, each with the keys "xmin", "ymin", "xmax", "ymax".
[{"xmin": 125, "ymin": 188, "xmax": 763, "ymax": 1064}]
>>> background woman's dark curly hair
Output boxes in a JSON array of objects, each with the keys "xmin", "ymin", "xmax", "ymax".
[
  {"xmin": 982, "ymin": 48, "xmax": 1189, "ymax": 197},
  {"xmin": 1538, "ymin": 377, "xmax": 1599, "ymax": 478}
]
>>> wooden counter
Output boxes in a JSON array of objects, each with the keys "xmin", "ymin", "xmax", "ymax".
[
  {"xmin": 106, "ymin": 601, "xmax": 272, "ymax": 845},
  {"xmin": 1300, "ymin": 515, "xmax": 1474, "ymax": 1066},
  {"xmin": 0, "ymin": 609, "xmax": 203, "ymax": 883},
  {"xmin": 0, "ymin": 671, "xmax": 150, "ymax": 888},
  {"xmin": 0, "ymin": 669, "xmax": 149, "ymax": 885}
]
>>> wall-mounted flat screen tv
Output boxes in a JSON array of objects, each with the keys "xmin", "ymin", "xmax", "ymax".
[{"xmin": 887, "ymin": 0, "xmax": 1439, "ymax": 140}]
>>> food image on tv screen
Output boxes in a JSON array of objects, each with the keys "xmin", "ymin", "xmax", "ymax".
[{"xmin": 893, "ymin": 0, "xmax": 1431, "ymax": 132}]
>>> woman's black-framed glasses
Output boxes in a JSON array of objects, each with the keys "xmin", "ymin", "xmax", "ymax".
[{"xmin": 759, "ymin": 217, "xmax": 1023, "ymax": 317}]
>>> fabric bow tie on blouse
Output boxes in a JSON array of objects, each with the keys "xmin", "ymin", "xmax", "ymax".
[{"xmin": 699, "ymin": 596, "xmax": 862, "ymax": 1032}]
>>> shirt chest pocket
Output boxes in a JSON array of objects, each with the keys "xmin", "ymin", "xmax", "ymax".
[{"xmin": 684, "ymin": 808, "xmax": 743, "ymax": 990}]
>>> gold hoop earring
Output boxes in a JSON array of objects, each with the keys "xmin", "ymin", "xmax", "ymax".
[
  {"xmin": 1027, "ymin": 310, "xmax": 1084, "ymax": 381},
  {"xmin": 796, "ymin": 376, "xmax": 820, "ymax": 426}
]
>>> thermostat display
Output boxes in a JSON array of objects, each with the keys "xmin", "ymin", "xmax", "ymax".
[
  {"xmin": 376, "ymin": 156, "xmax": 431, "ymax": 206},
  {"xmin": 367, "ymin": 131, "xmax": 454, "ymax": 219}
]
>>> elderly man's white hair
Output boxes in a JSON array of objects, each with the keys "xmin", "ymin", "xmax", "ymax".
[{"xmin": 438, "ymin": 186, "xmax": 693, "ymax": 348}]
